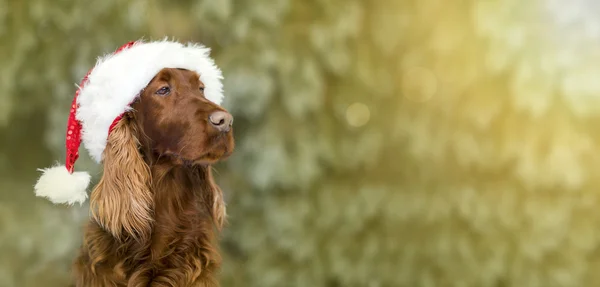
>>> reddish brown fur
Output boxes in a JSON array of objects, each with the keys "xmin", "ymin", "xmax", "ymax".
[{"xmin": 73, "ymin": 68, "xmax": 234, "ymax": 286}]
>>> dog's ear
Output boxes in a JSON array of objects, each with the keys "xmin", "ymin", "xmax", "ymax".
[
  {"xmin": 203, "ymin": 168, "xmax": 226, "ymax": 231},
  {"xmin": 90, "ymin": 116, "xmax": 153, "ymax": 242}
]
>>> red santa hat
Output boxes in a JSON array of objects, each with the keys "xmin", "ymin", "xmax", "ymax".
[{"xmin": 34, "ymin": 39, "xmax": 224, "ymax": 205}]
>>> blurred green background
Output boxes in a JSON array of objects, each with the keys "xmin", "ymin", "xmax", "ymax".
[{"xmin": 2, "ymin": 0, "xmax": 600, "ymax": 286}]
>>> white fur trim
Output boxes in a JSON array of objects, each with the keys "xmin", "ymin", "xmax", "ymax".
[
  {"xmin": 34, "ymin": 165, "xmax": 91, "ymax": 205},
  {"xmin": 77, "ymin": 39, "xmax": 224, "ymax": 163}
]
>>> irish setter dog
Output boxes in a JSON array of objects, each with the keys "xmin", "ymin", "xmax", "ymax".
[{"xmin": 72, "ymin": 68, "xmax": 234, "ymax": 286}]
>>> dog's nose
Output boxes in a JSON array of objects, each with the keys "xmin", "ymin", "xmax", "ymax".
[{"xmin": 209, "ymin": 111, "xmax": 233, "ymax": 132}]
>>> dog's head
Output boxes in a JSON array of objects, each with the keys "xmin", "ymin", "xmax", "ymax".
[
  {"xmin": 132, "ymin": 68, "xmax": 234, "ymax": 165},
  {"xmin": 90, "ymin": 68, "xmax": 233, "ymax": 241}
]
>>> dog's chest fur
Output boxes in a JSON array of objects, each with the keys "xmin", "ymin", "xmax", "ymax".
[
  {"xmin": 75, "ymin": 166, "xmax": 221, "ymax": 286},
  {"xmin": 149, "ymin": 167, "xmax": 218, "ymax": 265}
]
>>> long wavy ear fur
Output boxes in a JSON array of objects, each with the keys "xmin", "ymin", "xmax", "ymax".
[
  {"xmin": 203, "ymin": 168, "xmax": 226, "ymax": 231},
  {"xmin": 90, "ymin": 117, "xmax": 153, "ymax": 242}
]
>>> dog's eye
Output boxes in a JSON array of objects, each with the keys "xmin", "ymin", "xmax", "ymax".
[
  {"xmin": 156, "ymin": 86, "xmax": 170, "ymax": 96},
  {"xmin": 199, "ymin": 87, "xmax": 205, "ymax": 92}
]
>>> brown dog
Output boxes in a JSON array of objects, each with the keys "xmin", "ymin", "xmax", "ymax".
[{"xmin": 72, "ymin": 68, "xmax": 234, "ymax": 286}]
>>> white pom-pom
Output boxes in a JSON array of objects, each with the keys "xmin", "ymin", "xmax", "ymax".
[{"xmin": 34, "ymin": 164, "xmax": 91, "ymax": 205}]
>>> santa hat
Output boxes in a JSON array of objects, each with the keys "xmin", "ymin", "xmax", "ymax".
[{"xmin": 34, "ymin": 39, "xmax": 224, "ymax": 205}]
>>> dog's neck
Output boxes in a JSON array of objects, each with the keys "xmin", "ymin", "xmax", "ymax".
[
  {"xmin": 143, "ymin": 160, "xmax": 222, "ymax": 264},
  {"xmin": 148, "ymin": 160, "xmax": 216, "ymax": 225},
  {"xmin": 134, "ymin": 134, "xmax": 224, "ymax": 236}
]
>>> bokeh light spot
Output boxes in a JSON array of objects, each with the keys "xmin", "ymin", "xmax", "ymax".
[{"xmin": 346, "ymin": 103, "xmax": 371, "ymax": 127}]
